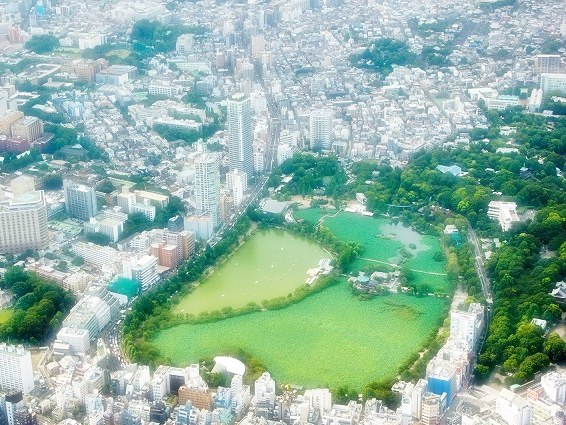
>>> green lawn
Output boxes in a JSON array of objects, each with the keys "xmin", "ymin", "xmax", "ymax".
[
  {"xmin": 155, "ymin": 282, "xmax": 446, "ymax": 388},
  {"xmin": 0, "ymin": 309, "xmax": 13, "ymax": 324}
]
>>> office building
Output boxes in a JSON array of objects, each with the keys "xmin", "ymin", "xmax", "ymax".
[
  {"xmin": 426, "ymin": 365, "xmax": 457, "ymax": 406},
  {"xmin": 194, "ymin": 153, "xmax": 221, "ymax": 227},
  {"xmin": 84, "ymin": 208, "xmax": 128, "ymax": 243},
  {"xmin": 63, "ymin": 286, "xmax": 120, "ymax": 341},
  {"xmin": 117, "ymin": 189, "xmax": 168, "ymax": 222},
  {"xmin": 495, "ymin": 389, "xmax": 532, "ymax": 425},
  {"xmin": 0, "ymin": 111, "xmax": 24, "ymax": 137},
  {"xmin": 176, "ymin": 365, "xmax": 212, "ymax": 410},
  {"xmin": 540, "ymin": 73, "xmax": 566, "ymax": 95},
  {"xmin": 277, "ymin": 143, "xmax": 299, "ymax": 165},
  {"xmin": 449, "ymin": 303, "xmax": 484, "ymax": 351},
  {"xmin": 219, "ymin": 193, "xmax": 234, "ymax": 223},
  {"xmin": 5, "ymin": 391, "xmax": 25, "ymax": 425},
  {"xmin": 56, "ymin": 327, "xmax": 91, "ymax": 354},
  {"xmin": 71, "ymin": 242, "xmax": 120, "ymax": 269},
  {"xmin": 0, "ymin": 345, "xmax": 34, "ymax": 395},
  {"xmin": 64, "ymin": 180, "xmax": 98, "ymax": 221},
  {"xmin": 540, "ymin": 372, "xmax": 566, "ymax": 404},
  {"xmin": 176, "ymin": 34, "xmax": 194, "ymax": 55},
  {"xmin": 487, "ymin": 201, "xmax": 520, "ymax": 231},
  {"xmin": 227, "ymin": 93, "xmax": 254, "ymax": 177},
  {"xmin": 309, "ymin": 109, "xmax": 333, "ymax": 150},
  {"xmin": 122, "ymin": 255, "xmax": 159, "ymax": 292},
  {"xmin": 10, "ymin": 117, "xmax": 44, "ymax": 143},
  {"xmin": 226, "ymin": 169, "xmax": 247, "ymax": 208},
  {"xmin": 0, "ymin": 176, "xmax": 48, "ymax": 254},
  {"xmin": 184, "ymin": 215, "xmax": 214, "ymax": 240},
  {"xmin": 150, "ymin": 230, "xmax": 193, "ymax": 269},
  {"xmin": 254, "ymin": 372, "xmax": 276, "ymax": 409},
  {"xmin": 534, "ymin": 55, "xmax": 564, "ymax": 74},
  {"xmin": 420, "ymin": 393, "xmax": 446, "ymax": 425}
]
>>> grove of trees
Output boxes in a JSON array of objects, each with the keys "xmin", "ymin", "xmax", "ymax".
[{"xmin": 0, "ymin": 268, "xmax": 75, "ymax": 343}]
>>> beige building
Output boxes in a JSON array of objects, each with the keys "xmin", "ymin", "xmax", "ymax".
[
  {"xmin": 10, "ymin": 116, "xmax": 44, "ymax": 142},
  {"xmin": 0, "ymin": 176, "xmax": 48, "ymax": 254},
  {"xmin": 178, "ymin": 385, "xmax": 213, "ymax": 410},
  {"xmin": 0, "ymin": 110, "xmax": 24, "ymax": 136}
]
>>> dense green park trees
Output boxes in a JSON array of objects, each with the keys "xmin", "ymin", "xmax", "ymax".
[
  {"xmin": 0, "ymin": 268, "xmax": 75, "ymax": 343},
  {"xmin": 25, "ymin": 34, "xmax": 59, "ymax": 54},
  {"xmin": 268, "ymin": 153, "xmax": 347, "ymax": 197}
]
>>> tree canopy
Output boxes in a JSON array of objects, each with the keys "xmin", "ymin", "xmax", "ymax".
[{"xmin": 25, "ymin": 34, "xmax": 59, "ymax": 54}]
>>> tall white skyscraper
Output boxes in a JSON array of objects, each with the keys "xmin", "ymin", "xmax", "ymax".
[
  {"xmin": 0, "ymin": 175, "xmax": 48, "ymax": 254},
  {"xmin": 0, "ymin": 344, "xmax": 34, "ymax": 395},
  {"xmin": 309, "ymin": 109, "xmax": 333, "ymax": 150},
  {"xmin": 194, "ymin": 152, "xmax": 221, "ymax": 227},
  {"xmin": 227, "ymin": 93, "xmax": 254, "ymax": 178}
]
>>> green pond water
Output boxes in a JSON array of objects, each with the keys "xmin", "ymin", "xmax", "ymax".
[
  {"xmin": 173, "ymin": 229, "xmax": 328, "ymax": 316},
  {"xmin": 156, "ymin": 211, "xmax": 451, "ymax": 387},
  {"xmin": 155, "ymin": 283, "xmax": 445, "ymax": 388},
  {"xmin": 296, "ymin": 209, "xmax": 449, "ymax": 290}
]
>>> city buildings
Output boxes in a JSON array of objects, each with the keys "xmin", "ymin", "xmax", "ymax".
[
  {"xmin": 487, "ymin": 201, "xmax": 520, "ymax": 231},
  {"xmin": 117, "ymin": 188, "xmax": 169, "ymax": 222},
  {"xmin": 62, "ymin": 286, "xmax": 120, "ymax": 341},
  {"xmin": 0, "ymin": 175, "xmax": 48, "ymax": 254},
  {"xmin": 84, "ymin": 208, "xmax": 128, "ymax": 243},
  {"xmin": 64, "ymin": 180, "xmax": 98, "ymax": 221},
  {"xmin": 0, "ymin": 344, "xmax": 34, "ymax": 395},
  {"xmin": 227, "ymin": 94, "xmax": 254, "ymax": 178}
]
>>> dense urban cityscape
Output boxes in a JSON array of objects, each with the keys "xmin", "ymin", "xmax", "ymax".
[{"xmin": 0, "ymin": 0, "xmax": 564, "ymax": 425}]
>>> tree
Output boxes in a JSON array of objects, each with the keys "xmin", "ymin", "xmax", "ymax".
[
  {"xmin": 25, "ymin": 34, "xmax": 59, "ymax": 54},
  {"xmin": 85, "ymin": 232, "xmax": 112, "ymax": 246},
  {"xmin": 42, "ymin": 174, "xmax": 63, "ymax": 190},
  {"xmin": 96, "ymin": 179, "xmax": 116, "ymax": 194},
  {"xmin": 543, "ymin": 333, "xmax": 566, "ymax": 362}
]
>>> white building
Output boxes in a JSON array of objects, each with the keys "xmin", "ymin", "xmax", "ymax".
[
  {"xmin": 0, "ymin": 176, "xmax": 48, "ymax": 254},
  {"xmin": 309, "ymin": 109, "xmax": 333, "ymax": 150},
  {"xmin": 176, "ymin": 34, "xmax": 194, "ymax": 55},
  {"xmin": 71, "ymin": 242, "xmax": 121, "ymax": 269},
  {"xmin": 0, "ymin": 343, "xmax": 34, "ymax": 394},
  {"xmin": 254, "ymin": 372, "xmax": 276, "ymax": 408},
  {"xmin": 84, "ymin": 208, "xmax": 128, "ymax": 242},
  {"xmin": 277, "ymin": 142, "xmax": 298, "ymax": 165},
  {"xmin": 495, "ymin": 389, "xmax": 532, "ymax": 425},
  {"xmin": 56, "ymin": 327, "xmax": 91, "ymax": 353},
  {"xmin": 122, "ymin": 255, "xmax": 159, "ymax": 291},
  {"xmin": 63, "ymin": 286, "xmax": 120, "ymax": 341},
  {"xmin": 194, "ymin": 153, "xmax": 221, "ymax": 227},
  {"xmin": 184, "ymin": 215, "xmax": 214, "ymax": 241},
  {"xmin": 540, "ymin": 73, "xmax": 566, "ymax": 95},
  {"xmin": 450, "ymin": 303, "xmax": 485, "ymax": 351},
  {"xmin": 227, "ymin": 94, "xmax": 254, "ymax": 178},
  {"xmin": 64, "ymin": 180, "xmax": 98, "ymax": 221},
  {"xmin": 487, "ymin": 201, "xmax": 520, "ymax": 231},
  {"xmin": 540, "ymin": 372, "xmax": 566, "ymax": 404},
  {"xmin": 226, "ymin": 169, "xmax": 247, "ymax": 208},
  {"xmin": 304, "ymin": 389, "xmax": 332, "ymax": 415}
]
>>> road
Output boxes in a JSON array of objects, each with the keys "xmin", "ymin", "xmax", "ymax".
[{"xmin": 467, "ymin": 224, "xmax": 493, "ymax": 307}]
